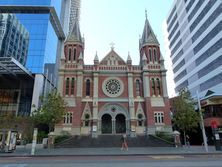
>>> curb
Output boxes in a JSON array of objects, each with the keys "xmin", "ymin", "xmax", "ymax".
[{"xmin": 1, "ymin": 152, "xmax": 222, "ymax": 158}]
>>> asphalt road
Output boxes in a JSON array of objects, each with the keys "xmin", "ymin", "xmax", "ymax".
[{"xmin": 0, "ymin": 155, "xmax": 222, "ymax": 167}]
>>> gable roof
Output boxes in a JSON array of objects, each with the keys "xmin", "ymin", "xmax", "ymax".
[{"xmin": 100, "ymin": 49, "xmax": 126, "ymax": 66}]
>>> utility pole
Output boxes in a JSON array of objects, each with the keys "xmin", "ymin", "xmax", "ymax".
[{"xmin": 196, "ymin": 91, "xmax": 208, "ymax": 152}]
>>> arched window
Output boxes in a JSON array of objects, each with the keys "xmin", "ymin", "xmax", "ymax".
[
  {"xmin": 71, "ymin": 78, "xmax": 75, "ymax": 95},
  {"xmin": 68, "ymin": 48, "xmax": 71, "ymax": 61},
  {"xmin": 149, "ymin": 49, "xmax": 152, "ymax": 62},
  {"xmin": 151, "ymin": 78, "xmax": 155, "ymax": 95},
  {"xmin": 73, "ymin": 48, "xmax": 76, "ymax": 61},
  {"xmin": 65, "ymin": 78, "xmax": 70, "ymax": 95},
  {"xmin": 86, "ymin": 79, "xmax": 90, "ymax": 96},
  {"xmin": 63, "ymin": 112, "xmax": 73, "ymax": 124},
  {"xmin": 136, "ymin": 79, "xmax": 140, "ymax": 96},
  {"xmin": 156, "ymin": 78, "xmax": 161, "ymax": 95},
  {"xmin": 154, "ymin": 49, "xmax": 157, "ymax": 62},
  {"xmin": 137, "ymin": 114, "xmax": 143, "ymax": 126}
]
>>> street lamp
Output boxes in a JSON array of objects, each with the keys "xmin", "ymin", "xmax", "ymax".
[{"xmin": 196, "ymin": 90, "xmax": 208, "ymax": 152}]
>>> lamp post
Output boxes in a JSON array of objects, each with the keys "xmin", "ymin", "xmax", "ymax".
[{"xmin": 196, "ymin": 91, "xmax": 208, "ymax": 152}]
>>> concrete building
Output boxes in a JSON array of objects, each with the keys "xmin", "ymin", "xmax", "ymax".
[
  {"xmin": 166, "ymin": 0, "xmax": 222, "ymax": 98},
  {"xmin": 55, "ymin": 12, "xmax": 172, "ymax": 137}
]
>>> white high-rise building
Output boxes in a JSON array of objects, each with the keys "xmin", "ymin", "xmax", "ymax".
[
  {"xmin": 60, "ymin": 0, "xmax": 81, "ymax": 36},
  {"xmin": 166, "ymin": 0, "xmax": 222, "ymax": 98}
]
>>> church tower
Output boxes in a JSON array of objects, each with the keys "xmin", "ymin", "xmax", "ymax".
[
  {"xmin": 57, "ymin": 12, "xmax": 85, "ymax": 134},
  {"xmin": 139, "ymin": 11, "xmax": 171, "ymax": 134}
]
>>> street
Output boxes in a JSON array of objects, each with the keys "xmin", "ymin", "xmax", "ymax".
[{"xmin": 0, "ymin": 155, "xmax": 222, "ymax": 167}]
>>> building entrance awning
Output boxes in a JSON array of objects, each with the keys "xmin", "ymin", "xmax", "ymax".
[{"xmin": 0, "ymin": 57, "xmax": 33, "ymax": 78}]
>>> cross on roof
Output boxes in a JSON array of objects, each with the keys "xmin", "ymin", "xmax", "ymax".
[{"xmin": 110, "ymin": 42, "xmax": 115, "ymax": 50}]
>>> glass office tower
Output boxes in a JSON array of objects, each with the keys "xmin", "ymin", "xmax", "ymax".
[
  {"xmin": 0, "ymin": 14, "xmax": 29, "ymax": 66},
  {"xmin": 0, "ymin": 0, "xmax": 62, "ymax": 73}
]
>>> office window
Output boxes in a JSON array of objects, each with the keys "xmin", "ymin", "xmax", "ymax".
[
  {"xmin": 192, "ymin": 4, "xmax": 222, "ymax": 43},
  {"xmin": 185, "ymin": 0, "xmax": 195, "ymax": 13},
  {"xmin": 154, "ymin": 112, "xmax": 164, "ymax": 124},
  {"xmin": 190, "ymin": 0, "xmax": 216, "ymax": 32},
  {"xmin": 194, "ymin": 21, "xmax": 222, "ymax": 55},
  {"xmin": 196, "ymin": 38, "xmax": 222, "ymax": 66}
]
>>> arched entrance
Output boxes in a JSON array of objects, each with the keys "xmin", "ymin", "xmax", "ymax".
[
  {"xmin": 115, "ymin": 114, "xmax": 126, "ymax": 133},
  {"xmin": 98, "ymin": 104, "xmax": 130, "ymax": 135},
  {"xmin": 101, "ymin": 114, "xmax": 112, "ymax": 134}
]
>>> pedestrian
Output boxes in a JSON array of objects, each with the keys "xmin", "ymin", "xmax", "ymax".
[
  {"xmin": 121, "ymin": 134, "xmax": 128, "ymax": 151},
  {"xmin": 185, "ymin": 135, "xmax": 190, "ymax": 148}
]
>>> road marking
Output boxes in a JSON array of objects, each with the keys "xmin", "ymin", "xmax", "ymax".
[
  {"xmin": 149, "ymin": 155, "xmax": 184, "ymax": 159},
  {"xmin": 1, "ymin": 164, "xmax": 27, "ymax": 167}
]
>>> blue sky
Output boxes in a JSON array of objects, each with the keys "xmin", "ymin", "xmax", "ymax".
[{"xmin": 80, "ymin": 0, "xmax": 175, "ymax": 96}]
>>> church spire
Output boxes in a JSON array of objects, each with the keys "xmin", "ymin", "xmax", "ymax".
[
  {"xmin": 66, "ymin": 8, "xmax": 83, "ymax": 44},
  {"xmin": 140, "ymin": 10, "xmax": 159, "ymax": 49}
]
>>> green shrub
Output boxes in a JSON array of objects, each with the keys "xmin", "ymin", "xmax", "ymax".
[
  {"xmin": 155, "ymin": 131, "xmax": 174, "ymax": 142},
  {"xmin": 54, "ymin": 135, "xmax": 70, "ymax": 144}
]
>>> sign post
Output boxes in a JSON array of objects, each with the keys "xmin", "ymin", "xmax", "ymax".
[{"xmin": 196, "ymin": 91, "xmax": 208, "ymax": 152}]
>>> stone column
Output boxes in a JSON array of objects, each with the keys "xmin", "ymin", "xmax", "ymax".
[
  {"xmin": 143, "ymin": 71, "xmax": 153, "ymax": 135},
  {"xmin": 162, "ymin": 72, "xmax": 168, "ymax": 97},
  {"xmin": 143, "ymin": 71, "xmax": 150, "ymax": 97},
  {"xmin": 92, "ymin": 72, "xmax": 99, "ymax": 138},
  {"xmin": 128, "ymin": 73, "xmax": 136, "ymax": 137},
  {"xmin": 112, "ymin": 119, "xmax": 116, "ymax": 134},
  {"xmin": 76, "ymin": 71, "xmax": 83, "ymax": 97}
]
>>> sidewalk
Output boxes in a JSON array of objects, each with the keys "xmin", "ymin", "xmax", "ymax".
[{"xmin": 0, "ymin": 144, "xmax": 221, "ymax": 157}]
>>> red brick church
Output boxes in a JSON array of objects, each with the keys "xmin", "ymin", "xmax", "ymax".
[{"xmin": 55, "ymin": 13, "xmax": 172, "ymax": 137}]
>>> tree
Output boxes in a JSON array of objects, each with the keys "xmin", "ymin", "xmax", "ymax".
[
  {"xmin": 33, "ymin": 90, "xmax": 67, "ymax": 133},
  {"xmin": 172, "ymin": 90, "xmax": 200, "ymax": 144},
  {"xmin": 0, "ymin": 114, "xmax": 34, "ymax": 143}
]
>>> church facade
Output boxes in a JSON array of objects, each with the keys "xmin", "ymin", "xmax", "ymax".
[{"xmin": 55, "ymin": 14, "xmax": 172, "ymax": 137}]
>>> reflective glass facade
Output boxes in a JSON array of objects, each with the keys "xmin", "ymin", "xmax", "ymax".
[
  {"xmin": 0, "ymin": 0, "xmax": 62, "ymax": 73},
  {"xmin": 166, "ymin": 0, "xmax": 222, "ymax": 97}
]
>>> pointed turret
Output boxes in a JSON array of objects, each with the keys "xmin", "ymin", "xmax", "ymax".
[
  {"xmin": 94, "ymin": 51, "xmax": 99, "ymax": 65},
  {"xmin": 127, "ymin": 52, "xmax": 132, "ymax": 65},
  {"xmin": 139, "ymin": 10, "xmax": 161, "ymax": 66},
  {"xmin": 140, "ymin": 10, "xmax": 159, "ymax": 49},
  {"xmin": 66, "ymin": 19, "xmax": 83, "ymax": 44}
]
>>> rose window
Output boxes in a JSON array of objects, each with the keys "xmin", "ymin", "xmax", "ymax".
[{"xmin": 102, "ymin": 78, "xmax": 123, "ymax": 97}]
